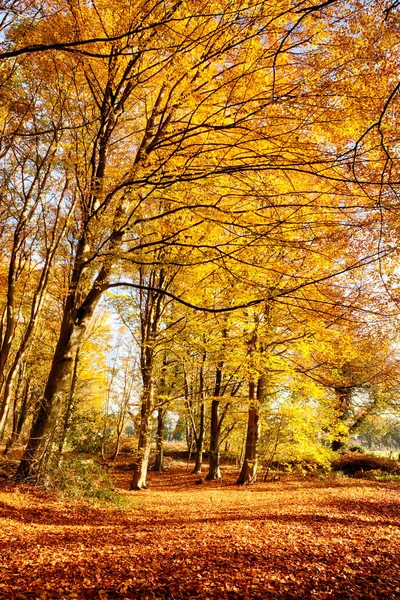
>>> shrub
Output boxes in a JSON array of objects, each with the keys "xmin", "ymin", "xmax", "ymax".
[
  {"xmin": 331, "ymin": 452, "xmax": 400, "ymax": 476},
  {"xmin": 265, "ymin": 453, "xmax": 332, "ymax": 476},
  {"xmin": 349, "ymin": 445, "xmax": 366, "ymax": 454},
  {"xmin": 67, "ymin": 413, "xmax": 104, "ymax": 453},
  {"xmin": 370, "ymin": 470, "xmax": 400, "ymax": 482},
  {"xmin": 43, "ymin": 456, "xmax": 127, "ymax": 505}
]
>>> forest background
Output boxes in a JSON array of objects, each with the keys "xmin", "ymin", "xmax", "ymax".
[{"xmin": 1, "ymin": 0, "xmax": 400, "ymax": 493}]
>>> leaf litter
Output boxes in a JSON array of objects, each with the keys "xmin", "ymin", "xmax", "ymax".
[{"xmin": 1, "ymin": 465, "xmax": 400, "ymax": 599}]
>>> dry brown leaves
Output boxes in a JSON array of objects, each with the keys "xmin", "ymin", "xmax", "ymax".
[{"xmin": 0, "ymin": 465, "xmax": 400, "ymax": 599}]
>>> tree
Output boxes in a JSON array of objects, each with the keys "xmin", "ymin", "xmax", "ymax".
[
  {"xmin": 183, "ymin": 346, "xmax": 207, "ymax": 475},
  {"xmin": 11, "ymin": 0, "xmax": 335, "ymax": 482},
  {"xmin": 290, "ymin": 317, "xmax": 400, "ymax": 450},
  {"xmin": 0, "ymin": 89, "xmax": 75, "ymax": 434},
  {"xmin": 8, "ymin": 0, "xmax": 400, "ymax": 484}
]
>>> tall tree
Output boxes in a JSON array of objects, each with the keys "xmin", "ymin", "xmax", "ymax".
[
  {"xmin": 11, "ymin": 0, "xmax": 332, "ymax": 482},
  {"xmin": 7, "ymin": 0, "xmax": 397, "ymax": 483}
]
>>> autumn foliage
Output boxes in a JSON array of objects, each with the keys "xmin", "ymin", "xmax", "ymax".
[{"xmin": 1, "ymin": 0, "xmax": 400, "ymax": 597}]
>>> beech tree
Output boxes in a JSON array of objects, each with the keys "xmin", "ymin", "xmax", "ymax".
[
  {"xmin": 183, "ymin": 347, "xmax": 207, "ymax": 475},
  {"xmin": 0, "ymin": 135, "xmax": 74, "ymax": 434},
  {"xmin": 291, "ymin": 320, "xmax": 400, "ymax": 450},
  {"xmin": 10, "ymin": 0, "xmax": 338, "ymax": 482},
  {"xmin": 0, "ymin": 0, "xmax": 396, "ymax": 485}
]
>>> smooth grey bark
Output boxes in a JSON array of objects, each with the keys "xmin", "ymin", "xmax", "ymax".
[
  {"xmin": 130, "ymin": 268, "xmax": 167, "ymax": 490},
  {"xmin": 154, "ymin": 406, "xmax": 165, "ymax": 472},
  {"xmin": 130, "ymin": 377, "xmax": 154, "ymax": 490},
  {"xmin": 237, "ymin": 374, "xmax": 266, "ymax": 485},
  {"xmin": 58, "ymin": 347, "xmax": 80, "ymax": 456},
  {"xmin": 192, "ymin": 399, "xmax": 205, "ymax": 474}
]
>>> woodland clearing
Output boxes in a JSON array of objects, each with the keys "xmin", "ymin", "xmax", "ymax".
[
  {"xmin": 0, "ymin": 461, "xmax": 399, "ymax": 600},
  {"xmin": 2, "ymin": 3, "xmax": 400, "ymax": 597}
]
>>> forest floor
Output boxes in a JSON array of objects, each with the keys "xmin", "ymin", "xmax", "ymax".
[{"xmin": 0, "ymin": 457, "xmax": 400, "ymax": 599}]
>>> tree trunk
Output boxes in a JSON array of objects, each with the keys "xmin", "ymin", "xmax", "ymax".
[
  {"xmin": 192, "ymin": 400, "xmax": 205, "ymax": 475},
  {"xmin": 15, "ymin": 233, "xmax": 113, "ymax": 482},
  {"xmin": 130, "ymin": 378, "xmax": 154, "ymax": 490},
  {"xmin": 331, "ymin": 387, "xmax": 351, "ymax": 451},
  {"xmin": 332, "ymin": 439, "xmax": 345, "ymax": 452},
  {"xmin": 15, "ymin": 306, "xmax": 94, "ymax": 481},
  {"xmin": 0, "ymin": 365, "xmax": 20, "ymax": 434},
  {"xmin": 205, "ymin": 399, "xmax": 221, "ymax": 480},
  {"xmin": 15, "ymin": 348, "xmax": 75, "ymax": 480},
  {"xmin": 3, "ymin": 377, "xmax": 31, "ymax": 456},
  {"xmin": 58, "ymin": 348, "xmax": 80, "ymax": 456},
  {"xmin": 111, "ymin": 391, "xmax": 130, "ymax": 462},
  {"xmin": 154, "ymin": 406, "xmax": 165, "ymax": 471},
  {"xmin": 237, "ymin": 375, "xmax": 266, "ymax": 485},
  {"xmin": 111, "ymin": 436, "xmax": 121, "ymax": 462},
  {"xmin": 206, "ymin": 365, "xmax": 225, "ymax": 481},
  {"xmin": 0, "ymin": 200, "xmax": 71, "ymax": 435}
]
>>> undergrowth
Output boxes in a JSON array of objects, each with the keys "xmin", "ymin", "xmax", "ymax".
[
  {"xmin": 370, "ymin": 470, "xmax": 400, "ymax": 482},
  {"xmin": 331, "ymin": 452, "xmax": 400, "ymax": 476},
  {"xmin": 43, "ymin": 456, "xmax": 128, "ymax": 506}
]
